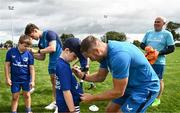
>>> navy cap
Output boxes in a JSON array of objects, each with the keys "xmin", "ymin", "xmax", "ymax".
[{"xmin": 63, "ymin": 38, "xmax": 84, "ymax": 59}]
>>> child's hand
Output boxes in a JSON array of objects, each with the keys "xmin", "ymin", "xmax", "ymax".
[
  {"xmin": 30, "ymin": 81, "xmax": 35, "ymax": 88},
  {"xmin": 6, "ymin": 78, "xmax": 12, "ymax": 86}
]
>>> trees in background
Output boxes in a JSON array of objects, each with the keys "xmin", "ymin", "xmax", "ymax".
[
  {"xmin": 166, "ymin": 21, "xmax": 180, "ymax": 41},
  {"xmin": 60, "ymin": 33, "xmax": 75, "ymax": 43},
  {"xmin": 101, "ymin": 31, "xmax": 127, "ymax": 43}
]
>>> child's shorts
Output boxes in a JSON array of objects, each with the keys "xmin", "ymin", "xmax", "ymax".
[
  {"xmin": 57, "ymin": 104, "xmax": 80, "ymax": 113},
  {"xmin": 11, "ymin": 82, "xmax": 30, "ymax": 93}
]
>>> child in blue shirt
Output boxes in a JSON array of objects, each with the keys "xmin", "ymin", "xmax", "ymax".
[
  {"xmin": 5, "ymin": 34, "xmax": 35, "ymax": 113},
  {"xmin": 55, "ymin": 38, "xmax": 84, "ymax": 112}
]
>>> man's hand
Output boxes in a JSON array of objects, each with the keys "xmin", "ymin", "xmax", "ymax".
[
  {"xmin": 6, "ymin": 78, "xmax": 12, "ymax": 86},
  {"xmin": 72, "ymin": 65, "xmax": 84, "ymax": 79},
  {"xmin": 80, "ymin": 93, "xmax": 94, "ymax": 103},
  {"xmin": 145, "ymin": 46, "xmax": 159, "ymax": 64}
]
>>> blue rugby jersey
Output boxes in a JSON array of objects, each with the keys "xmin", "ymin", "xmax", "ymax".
[
  {"xmin": 5, "ymin": 48, "xmax": 34, "ymax": 82},
  {"xmin": 56, "ymin": 57, "xmax": 83, "ymax": 106}
]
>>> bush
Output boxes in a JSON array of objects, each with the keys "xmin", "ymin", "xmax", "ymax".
[
  {"xmin": 175, "ymin": 43, "xmax": 180, "ymax": 47},
  {"xmin": 133, "ymin": 40, "xmax": 141, "ymax": 47}
]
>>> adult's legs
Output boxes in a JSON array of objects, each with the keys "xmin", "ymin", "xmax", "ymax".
[
  {"xmin": 45, "ymin": 74, "xmax": 56, "ymax": 110},
  {"xmin": 105, "ymin": 101, "xmax": 122, "ymax": 113},
  {"xmin": 151, "ymin": 64, "xmax": 165, "ymax": 106}
]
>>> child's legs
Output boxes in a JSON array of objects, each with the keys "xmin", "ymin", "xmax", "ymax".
[
  {"xmin": 11, "ymin": 82, "xmax": 21, "ymax": 112},
  {"xmin": 11, "ymin": 92, "xmax": 20, "ymax": 112},
  {"xmin": 22, "ymin": 82, "xmax": 31, "ymax": 111},
  {"xmin": 23, "ymin": 91, "xmax": 31, "ymax": 109}
]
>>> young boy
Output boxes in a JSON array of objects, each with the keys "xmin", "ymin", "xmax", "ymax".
[
  {"xmin": 5, "ymin": 34, "xmax": 35, "ymax": 113},
  {"xmin": 55, "ymin": 38, "xmax": 85, "ymax": 112}
]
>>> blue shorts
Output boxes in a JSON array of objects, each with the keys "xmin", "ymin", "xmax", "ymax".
[
  {"xmin": 112, "ymin": 91, "xmax": 158, "ymax": 113},
  {"xmin": 57, "ymin": 103, "xmax": 80, "ymax": 112},
  {"xmin": 11, "ymin": 82, "xmax": 30, "ymax": 93},
  {"xmin": 151, "ymin": 64, "xmax": 165, "ymax": 79}
]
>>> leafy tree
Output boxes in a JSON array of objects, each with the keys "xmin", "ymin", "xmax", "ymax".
[
  {"xmin": 4, "ymin": 40, "xmax": 13, "ymax": 48},
  {"xmin": 166, "ymin": 21, "xmax": 180, "ymax": 41},
  {"xmin": 101, "ymin": 31, "xmax": 127, "ymax": 43},
  {"xmin": 60, "ymin": 33, "xmax": 74, "ymax": 43},
  {"xmin": 133, "ymin": 40, "xmax": 141, "ymax": 47}
]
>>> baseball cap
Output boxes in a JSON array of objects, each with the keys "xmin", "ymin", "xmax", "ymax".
[{"xmin": 63, "ymin": 38, "xmax": 84, "ymax": 59}]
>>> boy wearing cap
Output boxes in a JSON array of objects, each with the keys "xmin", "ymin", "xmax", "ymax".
[
  {"xmin": 55, "ymin": 38, "xmax": 84, "ymax": 112},
  {"xmin": 5, "ymin": 34, "xmax": 35, "ymax": 113}
]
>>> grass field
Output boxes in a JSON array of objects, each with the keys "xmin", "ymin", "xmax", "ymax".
[{"xmin": 0, "ymin": 47, "xmax": 180, "ymax": 112}]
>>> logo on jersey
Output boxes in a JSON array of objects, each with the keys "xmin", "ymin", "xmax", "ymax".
[
  {"xmin": 23, "ymin": 57, "xmax": 28, "ymax": 62},
  {"xmin": 75, "ymin": 83, "xmax": 79, "ymax": 89},
  {"xmin": 126, "ymin": 104, "xmax": 133, "ymax": 112},
  {"xmin": 12, "ymin": 55, "xmax": 16, "ymax": 58}
]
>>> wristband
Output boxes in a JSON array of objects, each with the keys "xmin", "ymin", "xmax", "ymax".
[
  {"xmin": 38, "ymin": 49, "xmax": 41, "ymax": 53},
  {"xmin": 82, "ymin": 73, "xmax": 86, "ymax": 80}
]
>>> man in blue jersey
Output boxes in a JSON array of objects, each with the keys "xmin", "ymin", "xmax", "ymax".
[
  {"xmin": 25, "ymin": 23, "xmax": 62, "ymax": 110},
  {"xmin": 72, "ymin": 36, "xmax": 160, "ymax": 113},
  {"xmin": 140, "ymin": 16, "xmax": 175, "ymax": 106},
  {"xmin": 56, "ymin": 38, "xmax": 85, "ymax": 112},
  {"xmin": 5, "ymin": 34, "xmax": 35, "ymax": 113}
]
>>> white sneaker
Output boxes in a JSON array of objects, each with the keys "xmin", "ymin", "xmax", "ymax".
[
  {"xmin": 30, "ymin": 87, "xmax": 35, "ymax": 94},
  {"xmin": 45, "ymin": 101, "xmax": 56, "ymax": 110},
  {"xmin": 54, "ymin": 106, "xmax": 58, "ymax": 113}
]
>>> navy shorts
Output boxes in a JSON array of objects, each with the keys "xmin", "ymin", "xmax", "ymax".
[
  {"xmin": 151, "ymin": 64, "xmax": 165, "ymax": 79},
  {"xmin": 112, "ymin": 91, "xmax": 158, "ymax": 113},
  {"xmin": 11, "ymin": 82, "xmax": 30, "ymax": 93}
]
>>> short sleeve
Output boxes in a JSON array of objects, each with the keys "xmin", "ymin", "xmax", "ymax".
[
  {"xmin": 46, "ymin": 31, "xmax": 57, "ymax": 42},
  {"xmin": 111, "ymin": 52, "xmax": 131, "ymax": 79},
  {"xmin": 28, "ymin": 52, "xmax": 34, "ymax": 65},
  {"xmin": 166, "ymin": 32, "xmax": 175, "ymax": 46},
  {"xmin": 56, "ymin": 65, "xmax": 72, "ymax": 91},
  {"xmin": 142, "ymin": 31, "xmax": 149, "ymax": 44},
  {"xmin": 5, "ymin": 49, "xmax": 11, "ymax": 62}
]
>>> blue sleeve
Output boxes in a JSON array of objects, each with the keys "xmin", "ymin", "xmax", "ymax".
[
  {"xmin": 46, "ymin": 31, "xmax": 57, "ymax": 42},
  {"xmin": 142, "ymin": 32, "xmax": 149, "ymax": 44},
  {"xmin": 5, "ymin": 49, "xmax": 11, "ymax": 62},
  {"xmin": 100, "ymin": 58, "xmax": 108, "ymax": 69},
  {"xmin": 57, "ymin": 66, "xmax": 72, "ymax": 91},
  {"xmin": 79, "ymin": 55, "xmax": 87, "ymax": 68},
  {"xmin": 111, "ymin": 52, "xmax": 131, "ymax": 79},
  {"xmin": 166, "ymin": 32, "xmax": 174, "ymax": 46},
  {"xmin": 28, "ymin": 52, "xmax": 34, "ymax": 65}
]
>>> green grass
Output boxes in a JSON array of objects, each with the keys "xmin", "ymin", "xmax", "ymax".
[{"xmin": 0, "ymin": 47, "xmax": 180, "ymax": 112}]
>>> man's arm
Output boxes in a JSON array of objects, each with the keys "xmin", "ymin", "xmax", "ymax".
[
  {"xmin": 158, "ymin": 45, "xmax": 175, "ymax": 55},
  {"xmin": 63, "ymin": 90, "xmax": 75, "ymax": 112},
  {"xmin": 29, "ymin": 65, "xmax": 35, "ymax": 88},
  {"xmin": 80, "ymin": 77, "xmax": 128, "ymax": 103},
  {"xmin": 4, "ymin": 62, "xmax": 12, "ymax": 86},
  {"xmin": 39, "ymin": 40, "xmax": 56, "ymax": 54}
]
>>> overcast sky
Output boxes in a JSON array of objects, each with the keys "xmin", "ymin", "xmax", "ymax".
[{"xmin": 0, "ymin": 0, "xmax": 180, "ymax": 43}]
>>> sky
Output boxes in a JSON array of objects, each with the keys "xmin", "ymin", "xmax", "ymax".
[{"xmin": 0, "ymin": 0, "xmax": 180, "ymax": 43}]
